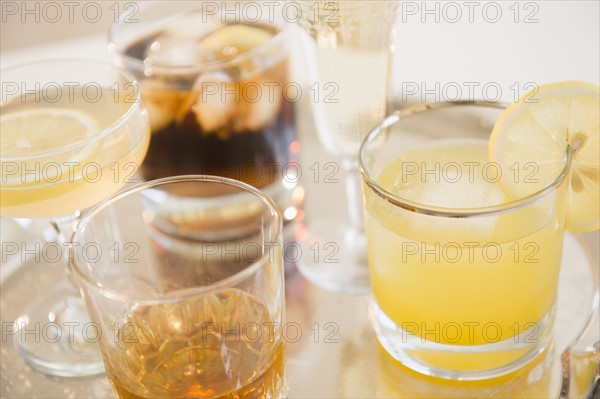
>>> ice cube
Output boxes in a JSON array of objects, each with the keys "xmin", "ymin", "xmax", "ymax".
[
  {"xmin": 144, "ymin": 14, "xmax": 224, "ymax": 68},
  {"xmin": 393, "ymin": 176, "xmax": 505, "ymax": 209},
  {"xmin": 233, "ymin": 78, "xmax": 282, "ymax": 132},
  {"xmin": 145, "ymin": 35, "xmax": 211, "ymax": 68},
  {"xmin": 391, "ymin": 164, "xmax": 505, "ymax": 240},
  {"xmin": 161, "ymin": 13, "xmax": 223, "ymax": 40},
  {"xmin": 141, "ymin": 80, "xmax": 188, "ymax": 132},
  {"xmin": 191, "ymin": 71, "xmax": 235, "ymax": 132}
]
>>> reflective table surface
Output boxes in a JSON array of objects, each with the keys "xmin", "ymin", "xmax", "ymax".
[{"xmin": 1, "ymin": 214, "xmax": 598, "ymax": 397}]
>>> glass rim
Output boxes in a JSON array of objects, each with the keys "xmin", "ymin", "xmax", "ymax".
[
  {"xmin": 107, "ymin": 4, "xmax": 289, "ymax": 75},
  {"xmin": 0, "ymin": 58, "xmax": 143, "ymax": 161},
  {"xmin": 70, "ymin": 175, "xmax": 283, "ymax": 304},
  {"xmin": 358, "ymin": 100, "xmax": 572, "ymax": 218}
]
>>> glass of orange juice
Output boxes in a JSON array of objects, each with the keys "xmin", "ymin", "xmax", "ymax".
[{"xmin": 359, "ymin": 101, "xmax": 572, "ymax": 379}]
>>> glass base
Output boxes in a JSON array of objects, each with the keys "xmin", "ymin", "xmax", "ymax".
[
  {"xmin": 370, "ymin": 298, "xmax": 555, "ymax": 380},
  {"xmin": 294, "ymin": 220, "xmax": 371, "ymax": 294},
  {"xmin": 13, "ymin": 281, "xmax": 105, "ymax": 377}
]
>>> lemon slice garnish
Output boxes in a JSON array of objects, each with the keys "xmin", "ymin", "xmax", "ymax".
[
  {"xmin": 1, "ymin": 107, "xmax": 100, "ymax": 184},
  {"xmin": 200, "ymin": 24, "xmax": 274, "ymax": 61},
  {"xmin": 489, "ymin": 81, "xmax": 600, "ymax": 232}
]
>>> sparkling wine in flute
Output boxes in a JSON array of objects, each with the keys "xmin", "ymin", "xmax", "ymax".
[
  {"xmin": 289, "ymin": 1, "xmax": 400, "ymax": 294},
  {"xmin": 297, "ymin": 0, "xmax": 398, "ymax": 156}
]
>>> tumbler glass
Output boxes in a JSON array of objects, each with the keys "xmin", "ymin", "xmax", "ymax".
[
  {"xmin": 359, "ymin": 102, "xmax": 570, "ymax": 380},
  {"xmin": 109, "ymin": 2, "xmax": 302, "ymax": 225},
  {"xmin": 70, "ymin": 176, "xmax": 286, "ymax": 397}
]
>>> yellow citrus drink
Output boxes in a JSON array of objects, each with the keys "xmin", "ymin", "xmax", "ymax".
[
  {"xmin": 364, "ymin": 139, "xmax": 568, "ymax": 372},
  {"xmin": 1, "ymin": 87, "xmax": 149, "ymax": 218},
  {"xmin": 361, "ymin": 83, "xmax": 598, "ymax": 379}
]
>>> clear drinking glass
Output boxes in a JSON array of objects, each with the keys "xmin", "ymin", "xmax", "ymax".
[
  {"xmin": 0, "ymin": 59, "xmax": 150, "ymax": 376},
  {"xmin": 69, "ymin": 176, "xmax": 286, "ymax": 398},
  {"xmin": 108, "ymin": 2, "xmax": 303, "ymax": 225},
  {"xmin": 359, "ymin": 102, "xmax": 570, "ymax": 379},
  {"xmin": 294, "ymin": 0, "xmax": 400, "ymax": 293}
]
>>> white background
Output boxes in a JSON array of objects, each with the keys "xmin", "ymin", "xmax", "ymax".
[{"xmin": 1, "ymin": 0, "xmax": 599, "ymax": 100}]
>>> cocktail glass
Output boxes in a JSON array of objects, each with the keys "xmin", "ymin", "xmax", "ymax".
[
  {"xmin": 0, "ymin": 59, "xmax": 150, "ymax": 376},
  {"xmin": 69, "ymin": 176, "xmax": 286, "ymax": 397}
]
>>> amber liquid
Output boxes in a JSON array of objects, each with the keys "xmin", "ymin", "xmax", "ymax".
[
  {"xmin": 103, "ymin": 289, "xmax": 285, "ymax": 398},
  {"xmin": 124, "ymin": 23, "xmax": 296, "ymax": 185}
]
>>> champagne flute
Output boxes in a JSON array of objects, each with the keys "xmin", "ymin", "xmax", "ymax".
[{"xmin": 293, "ymin": 1, "xmax": 400, "ymax": 293}]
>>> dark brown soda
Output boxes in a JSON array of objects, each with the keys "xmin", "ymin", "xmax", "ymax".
[{"xmin": 124, "ymin": 24, "xmax": 296, "ymax": 187}]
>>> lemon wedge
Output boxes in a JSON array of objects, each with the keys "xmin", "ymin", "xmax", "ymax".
[
  {"xmin": 489, "ymin": 81, "xmax": 600, "ymax": 232},
  {"xmin": 1, "ymin": 107, "xmax": 100, "ymax": 184},
  {"xmin": 200, "ymin": 24, "xmax": 274, "ymax": 61}
]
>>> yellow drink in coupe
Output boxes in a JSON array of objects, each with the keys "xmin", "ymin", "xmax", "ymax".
[
  {"xmin": 1, "ymin": 87, "xmax": 149, "ymax": 218},
  {"xmin": 365, "ymin": 141, "xmax": 566, "ymax": 369}
]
